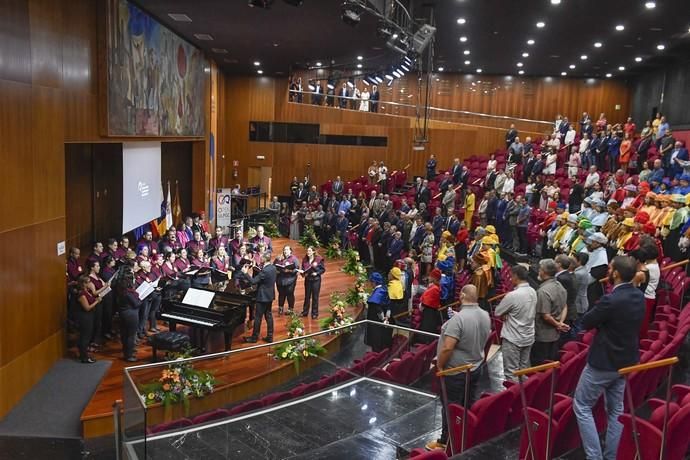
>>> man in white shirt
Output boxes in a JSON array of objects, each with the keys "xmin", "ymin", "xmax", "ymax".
[
  {"xmin": 565, "ymin": 125, "xmax": 577, "ymax": 146},
  {"xmin": 502, "ymin": 170, "xmax": 515, "ymax": 195},
  {"xmin": 584, "ymin": 165, "xmax": 600, "ymax": 191},
  {"xmin": 495, "ymin": 265, "xmax": 537, "ymax": 382}
]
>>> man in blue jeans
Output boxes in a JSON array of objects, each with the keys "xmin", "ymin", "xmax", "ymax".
[{"xmin": 574, "ymin": 256, "xmax": 645, "ymax": 459}]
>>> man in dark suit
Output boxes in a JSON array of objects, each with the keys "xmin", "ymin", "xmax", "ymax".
[
  {"xmin": 573, "ymin": 256, "xmax": 645, "ymax": 460},
  {"xmin": 239, "ymin": 253, "xmax": 278, "ymax": 343},
  {"xmin": 555, "ymin": 255, "xmax": 578, "ymax": 342},
  {"xmin": 416, "ymin": 179, "xmax": 431, "ymax": 206},
  {"xmin": 459, "ymin": 165, "xmax": 470, "ymax": 189},
  {"xmin": 411, "ymin": 216, "xmax": 425, "ymax": 251},
  {"xmin": 505, "ymin": 123, "xmax": 518, "ymax": 148},
  {"xmin": 337, "ymin": 83, "xmax": 349, "ymax": 109},
  {"xmin": 451, "ymin": 158, "xmax": 462, "ymax": 185},
  {"xmin": 669, "ymin": 141, "xmax": 689, "ymax": 178},
  {"xmin": 369, "ymin": 85, "xmax": 379, "ymax": 112},
  {"xmin": 331, "ymin": 176, "xmax": 344, "ymax": 197},
  {"xmin": 387, "ymin": 231, "xmax": 404, "ymax": 263},
  {"xmin": 426, "ymin": 154, "xmax": 437, "ymax": 180},
  {"xmin": 294, "ymin": 183, "xmax": 308, "ymax": 205},
  {"xmin": 439, "ymin": 172, "xmax": 452, "ymax": 194},
  {"xmin": 311, "ymin": 81, "xmax": 323, "ymax": 106}
]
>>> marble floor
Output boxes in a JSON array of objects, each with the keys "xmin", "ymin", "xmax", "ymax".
[{"xmin": 126, "ymin": 378, "xmax": 443, "ymax": 460}]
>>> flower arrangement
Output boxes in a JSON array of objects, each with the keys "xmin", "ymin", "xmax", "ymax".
[
  {"xmin": 262, "ymin": 219, "xmax": 280, "ymax": 238},
  {"xmin": 138, "ymin": 350, "xmax": 215, "ymax": 413},
  {"xmin": 341, "ymin": 249, "xmax": 364, "ymax": 276},
  {"xmin": 247, "ymin": 226, "xmax": 257, "ymax": 239},
  {"xmin": 324, "ymin": 235, "xmax": 343, "ymax": 259},
  {"xmin": 299, "ymin": 225, "xmax": 321, "ymax": 249},
  {"xmin": 320, "ymin": 292, "xmax": 356, "ymax": 332},
  {"xmin": 272, "ymin": 312, "xmax": 326, "ymax": 372},
  {"xmin": 341, "ymin": 249, "xmax": 371, "ymax": 305}
]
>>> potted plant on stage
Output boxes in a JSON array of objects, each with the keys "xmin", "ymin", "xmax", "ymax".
[
  {"xmin": 324, "ymin": 235, "xmax": 343, "ymax": 259},
  {"xmin": 320, "ymin": 292, "xmax": 355, "ymax": 333},
  {"xmin": 272, "ymin": 312, "xmax": 326, "ymax": 373},
  {"xmin": 298, "ymin": 225, "xmax": 320, "ymax": 250}
]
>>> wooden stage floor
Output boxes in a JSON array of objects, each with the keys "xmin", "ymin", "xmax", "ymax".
[{"xmin": 79, "ymin": 238, "xmax": 359, "ymax": 438}]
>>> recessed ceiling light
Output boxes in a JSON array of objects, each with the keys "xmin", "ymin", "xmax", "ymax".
[
  {"xmin": 522, "ymin": 52, "xmax": 529, "ymax": 58},
  {"xmin": 615, "ymin": 24, "xmax": 625, "ymax": 31},
  {"xmin": 257, "ymin": 70, "xmax": 263, "ymax": 74},
  {"xmin": 569, "ymin": 64, "xmax": 576, "ymax": 69},
  {"xmin": 316, "ymin": 62, "xmax": 322, "ymax": 67},
  {"xmin": 357, "ymin": 55, "xmax": 363, "ymax": 60},
  {"xmin": 594, "ymin": 42, "xmax": 603, "ymax": 48},
  {"xmin": 606, "ymin": 73, "xmax": 612, "ymax": 78},
  {"xmin": 168, "ymin": 13, "xmax": 192, "ymax": 22},
  {"xmin": 357, "ymin": 63, "xmax": 362, "ymax": 68},
  {"xmin": 476, "ymin": 68, "xmax": 482, "ymax": 73},
  {"xmin": 536, "ymin": 21, "xmax": 546, "ymax": 28},
  {"xmin": 438, "ymin": 66, "xmax": 444, "ymax": 72},
  {"xmin": 561, "ymin": 71, "xmax": 567, "ymax": 76},
  {"xmin": 518, "ymin": 70, "xmax": 525, "ymax": 75},
  {"xmin": 635, "ymin": 56, "xmax": 643, "ymax": 62},
  {"xmin": 464, "ymin": 60, "xmax": 471, "ymax": 65},
  {"xmin": 527, "ymin": 39, "xmax": 535, "ymax": 45},
  {"xmin": 392, "ymin": 33, "xmax": 398, "ymax": 39},
  {"xmin": 463, "ymin": 50, "xmax": 471, "ymax": 55},
  {"xmin": 551, "ymin": 0, "xmax": 561, "ymax": 4},
  {"xmin": 645, "ymin": 1, "xmax": 656, "ymax": 8},
  {"xmin": 618, "ymin": 66, "xmax": 625, "ymax": 71},
  {"xmin": 657, "ymin": 44, "xmax": 665, "ymax": 50},
  {"xmin": 459, "ymin": 36, "xmax": 468, "ymax": 42},
  {"xmin": 580, "ymin": 55, "xmax": 588, "ymax": 60},
  {"xmin": 457, "ymin": 17, "xmax": 466, "ymax": 25},
  {"xmin": 193, "ymin": 33, "xmax": 214, "ymax": 41},
  {"xmin": 253, "ymin": 61, "xmax": 261, "ymax": 66},
  {"xmin": 517, "ymin": 62, "xmax": 523, "ymax": 67}
]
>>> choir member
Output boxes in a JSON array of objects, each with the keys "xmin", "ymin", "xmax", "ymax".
[
  {"xmin": 106, "ymin": 238, "xmax": 121, "ymax": 260},
  {"xmin": 101, "ymin": 255, "xmax": 117, "ymax": 283},
  {"xmin": 187, "ymin": 230, "xmax": 208, "ymax": 255},
  {"xmin": 162, "ymin": 251, "xmax": 191, "ymax": 293},
  {"xmin": 118, "ymin": 237, "xmax": 131, "ymax": 260},
  {"xmin": 300, "ymin": 246, "xmax": 326, "ymax": 319},
  {"xmin": 116, "ymin": 268, "xmax": 141, "ymax": 362},
  {"xmin": 87, "ymin": 241, "xmax": 105, "ymax": 266},
  {"xmin": 135, "ymin": 260, "xmax": 162, "ymax": 335},
  {"xmin": 232, "ymin": 244, "xmax": 253, "ymax": 270},
  {"xmin": 175, "ymin": 248, "xmax": 192, "ymax": 272},
  {"xmin": 138, "ymin": 231, "xmax": 157, "ymax": 255},
  {"xmin": 190, "ymin": 248, "xmax": 212, "ymax": 288},
  {"xmin": 209, "ymin": 227, "xmax": 229, "ymax": 253},
  {"xmin": 67, "ymin": 247, "xmax": 83, "ymax": 284},
  {"xmin": 136, "ymin": 245, "xmax": 150, "ymax": 264},
  {"xmin": 86, "ymin": 260, "xmax": 111, "ymax": 345},
  {"xmin": 274, "ymin": 245, "xmax": 300, "ymax": 315},
  {"xmin": 158, "ymin": 229, "xmax": 181, "ymax": 254},
  {"xmin": 250, "ymin": 225, "xmax": 273, "ymax": 255},
  {"xmin": 211, "ymin": 246, "xmax": 231, "ymax": 289},
  {"xmin": 76, "ymin": 275, "xmax": 100, "ymax": 363}
]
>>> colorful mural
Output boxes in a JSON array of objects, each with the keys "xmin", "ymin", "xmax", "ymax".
[{"xmin": 106, "ymin": 0, "xmax": 207, "ymax": 136}]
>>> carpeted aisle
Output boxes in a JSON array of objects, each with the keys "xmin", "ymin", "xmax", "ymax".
[{"xmin": 0, "ymin": 359, "xmax": 111, "ymax": 439}]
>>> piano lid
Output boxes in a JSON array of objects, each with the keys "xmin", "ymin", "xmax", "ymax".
[{"xmin": 181, "ymin": 288, "xmax": 215, "ymax": 309}]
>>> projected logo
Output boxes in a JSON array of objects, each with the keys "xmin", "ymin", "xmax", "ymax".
[{"xmin": 138, "ymin": 181, "xmax": 150, "ymax": 198}]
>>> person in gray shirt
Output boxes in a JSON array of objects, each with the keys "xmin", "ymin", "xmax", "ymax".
[
  {"xmin": 495, "ymin": 265, "xmax": 537, "ymax": 382},
  {"xmin": 427, "ymin": 285, "xmax": 491, "ymax": 451},
  {"xmin": 572, "ymin": 252, "xmax": 591, "ymax": 317},
  {"xmin": 531, "ymin": 259, "xmax": 569, "ymax": 365}
]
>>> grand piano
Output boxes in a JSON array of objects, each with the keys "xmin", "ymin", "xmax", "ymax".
[{"xmin": 159, "ymin": 285, "xmax": 255, "ymax": 351}]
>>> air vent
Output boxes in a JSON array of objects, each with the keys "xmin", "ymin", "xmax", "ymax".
[
  {"xmin": 212, "ymin": 48, "xmax": 228, "ymax": 54},
  {"xmin": 194, "ymin": 33, "xmax": 214, "ymax": 41},
  {"xmin": 168, "ymin": 13, "xmax": 192, "ymax": 22}
]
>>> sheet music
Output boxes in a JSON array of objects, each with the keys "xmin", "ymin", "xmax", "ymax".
[
  {"xmin": 182, "ymin": 288, "xmax": 215, "ymax": 309},
  {"xmin": 185, "ymin": 269, "xmax": 199, "ymax": 276},
  {"xmin": 136, "ymin": 281, "xmax": 155, "ymax": 300},
  {"xmin": 99, "ymin": 285, "xmax": 112, "ymax": 297}
]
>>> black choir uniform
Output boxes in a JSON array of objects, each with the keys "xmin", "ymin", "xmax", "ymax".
[
  {"xmin": 301, "ymin": 255, "xmax": 326, "ymax": 319},
  {"xmin": 237, "ymin": 263, "xmax": 278, "ymax": 341},
  {"xmin": 275, "ymin": 254, "xmax": 300, "ymax": 314}
]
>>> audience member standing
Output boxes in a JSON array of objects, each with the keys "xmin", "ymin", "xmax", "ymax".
[
  {"xmin": 574, "ymin": 256, "xmax": 645, "ymax": 460},
  {"xmin": 495, "ymin": 266, "xmax": 537, "ymax": 381},
  {"xmin": 531, "ymin": 259, "xmax": 568, "ymax": 365}
]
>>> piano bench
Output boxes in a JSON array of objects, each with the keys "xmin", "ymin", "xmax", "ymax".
[{"xmin": 149, "ymin": 331, "xmax": 191, "ymax": 362}]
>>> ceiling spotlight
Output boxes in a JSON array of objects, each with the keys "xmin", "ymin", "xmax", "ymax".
[
  {"xmin": 315, "ymin": 62, "xmax": 322, "ymax": 67},
  {"xmin": 400, "ymin": 63, "xmax": 410, "ymax": 71},
  {"xmin": 385, "ymin": 72, "xmax": 394, "ymax": 80},
  {"xmin": 253, "ymin": 61, "xmax": 261, "ymax": 66},
  {"xmin": 342, "ymin": 3, "xmax": 362, "ymax": 27},
  {"xmin": 536, "ymin": 21, "xmax": 546, "ymax": 28},
  {"xmin": 527, "ymin": 39, "xmax": 535, "ymax": 45},
  {"xmin": 594, "ymin": 42, "xmax": 603, "ymax": 48},
  {"xmin": 645, "ymin": 1, "xmax": 656, "ymax": 8},
  {"xmin": 347, "ymin": 78, "xmax": 355, "ymax": 88},
  {"xmin": 618, "ymin": 66, "xmax": 625, "ymax": 71},
  {"xmin": 257, "ymin": 69, "xmax": 264, "ymax": 74},
  {"xmin": 464, "ymin": 60, "xmax": 471, "ymax": 65},
  {"xmin": 357, "ymin": 55, "xmax": 363, "ymax": 60},
  {"xmin": 605, "ymin": 73, "xmax": 612, "ymax": 78},
  {"xmin": 522, "ymin": 52, "xmax": 529, "ymax": 57},
  {"xmin": 580, "ymin": 55, "xmax": 588, "ymax": 60},
  {"xmin": 327, "ymin": 80, "xmax": 335, "ymax": 90},
  {"xmin": 357, "ymin": 63, "xmax": 362, "ymax": 68},
  {"xmin": 457, "ymin": 17, "xmax": 466, "ymax": 24},
  {"xmin": 561, "ymin": 71, "xmax": 567, "ymax": 76},
  {"xmin": 374, "ymin": 76, "xmax": 383, "ymax": 84},
  {"xmin": 518, "ymin": 70, "xmax": 525, "ymax": 75},
  {"xmin": 635, "ymin": 56, "xmax": 643, "ymax": 62},
  {"xmin": 392, "ymin": 33, "xmax": 398, "ymax": 39},
  {"xmin": 551, "ymin": 0, "xmax": 561, "ymax": 4},
  {"xmin": 463, "ymin": 50, "xmax": 471, "ymax": 55},
  {"xmin": 392, "ymin": 70, "xmax": 402, "ymax": 77},
  {"xmin": 362, "ymin": 79, "xmax": 369, "ymax": 86},
  {"xmin": 459, "ymin": 36, "xmax": 468, "ymax": 42},
  {"xmin": 657, "ymin": 43, "xmax": 665, "ymax": 50},
  {"xmin": 437, "ymin": 66, "xmax": 444, "ymax": 72},
  {"xmin": 615, "ymin": 24, "xmax": 625, "ymax": 31},
  {"xmin": 517, "ymin": 62, "xmax": 523, "ymax": 67},
  {"xmin": 569, "ymin": 64, "xmax": 576, "ymax": 69},
  {"xmin": 476, "ymin": 68, "xmax": 482, "ymax": 73}
]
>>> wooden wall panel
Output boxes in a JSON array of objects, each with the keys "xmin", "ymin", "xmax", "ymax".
[
  {"xmin": 29, "ymin": 0, "xmax": 64, "ymax": 88},
  {"xmin": 162, "ymin": 142, "xmax": 193, "ymax": 219},
  {"xmin": 0, "ymin": 0, "xmax": 31, "ymax": 84},
  {"xmin": 65, "ymin": 144, "xmax": 94, "ymax": 251}
]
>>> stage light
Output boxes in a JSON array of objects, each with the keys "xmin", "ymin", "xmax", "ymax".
[
  {"xmin": 517, "ymin": 62, "xmax": 523, "ymax": 67},
  {"xmin": 342, "ymin": 2, "xmax": 362, "ymax": 27},
  {"xmin": 635, "ymin": 56, "xmax": 643, "ymax": 62},
  {"xmin": 594, "ymin": 42, "xmax": 603, "ymax": 48},
  {"xmin": 615, "ymin": 24, "xmax": 625, "ymax": 31},
  {"xmin": 437, "ymin": 67, "xmax": 444, "ymax": 72},
  {"xmin": 645, "ymin": 1, "xmax": 656, "ymax": 9},
  {"xmin": 347, "ymin": 78, "xmax": 354, "ymax": 88},
  {"xmin": 315, "ymin": 62, "xmax": 322, "ymax": 67},
  {"xmin": 257, "ymin": 70, "xmax": 264, "ymax": 74},
  {"xmin": 527, "ymin": 39, "xmax": 535, "ymax": 45},
  {"xmin": 456, "ymin": 17, "xmax": 466, "ymax": 25},
  {"xmin": 400, "ymin": 63, "xmax": 410, "ymax": 72},
  {"xmin": 522, "ymin": 52, "xmax": 529, "ymax": 57},
  {"xmin": 392, "ymin": 70, "xmax": 402, "ymax": 78},
  {"xmin": 459, "ymin": 36, "xmax": 468, "ymax": 42},
  {"xmin": 396, "ymin": 67, "xmax": 405, "ymax": 76},
  {"xmin": 656, "ymin": 43, "xmax": 665, "ymax": 50},
  {"xmin": 404, "ymin": 56, "xmax": 413, "ymax": 65},
  {"xmin": 618, "ymin": 66, "xmax": 625, "ymax": 71},
  {"xmin": 357, "ymin": 63, "xmax": 362, "ymax": 69},
  {"xmin": 357, "ymin": 55, "xmax": 363, "ymax": 60},
  {"xmin": 464, "ymin": 60, "xmax": 470, "ymax": 65},
  {"xmin": 580, "ymin": 55, "xmax": 588, "ymax": 60},
  {"xmin": 476, "ymin": 68, "xmax": 482, "ymax": 73},
  {"xmin": 605, "ymin": 73, "xmax": 612, "ymax": 78},
  {"xmin": 374, "ymin": 76, "xmax": 383, "ymax": 84},
  {"xmin": 561, "ymin": 71, "xmax": 567, "ymax": 76},
  {"xmin": 536, "ymin": 21, "xmax": 545, "ymax": 28},
  {"xmin": 248, "ymin": 0, "xmax": 274, "ymax": 8},
  {"xmin": 385, "ymin": 73, "xmax": 394, "ymax": 80},
  {"xmin": 362, "ymin": 79, "xmax": 369, "ymax": 86},
  {"xmin": 551, "ymin": 0, "xmax": 561, "ymax": 4},
  {"xmin": 253, "ymin": 61, "xmax": 261, "ymax": 66},
  {"xmin": 463, "ymin": 50, "xmax": 470, "ymax": 55},
  {"xmin": 569, "ymin": 64, "xmax": 576, "ymax": 69},
  {"xmin": 518, "ymin": 70, "xmax": 525, "ymax": 75}
]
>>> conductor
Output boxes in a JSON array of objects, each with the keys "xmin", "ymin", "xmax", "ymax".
[{"xmin": 237, "ymin": 253, "xmax": 277, "ymax": 343}]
